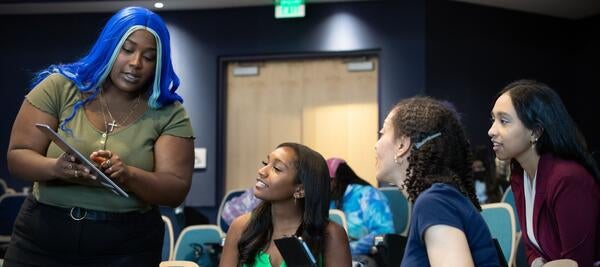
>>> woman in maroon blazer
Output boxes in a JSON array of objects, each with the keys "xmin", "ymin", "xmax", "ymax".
[{"xmin": 488, "ymin": 79, "xmax": 600, "ymax": 267}]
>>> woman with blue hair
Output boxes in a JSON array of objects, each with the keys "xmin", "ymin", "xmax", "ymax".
[{"xmin": 5, "ymin": 7, "xmax": 194, "ymax": 266}]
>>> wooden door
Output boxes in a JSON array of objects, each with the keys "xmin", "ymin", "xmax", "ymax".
[{"xmin": 226, "ymin": 57, "xmax": 378, "ymax": 191}]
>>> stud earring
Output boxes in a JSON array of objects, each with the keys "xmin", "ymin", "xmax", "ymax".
[
  {"xmin": 394, "ymin": 154, "xmax": 402, "ymax": 165},
  {"xmin": 531, "ymin": 138, "xmax": 538, "ymax": 144}
]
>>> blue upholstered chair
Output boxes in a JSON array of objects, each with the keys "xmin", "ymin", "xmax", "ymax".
[
  {"xmin": 216, "ymin": 189, "xmax": 247, "ymax": 233},
  {"xmin": 501, "ymin": 186, "xmax": 529, "ymax": 267},
  {"xmin": 162, "ymin": 215, "xmax": 175, "ymax": 261},
  {"xmin": 173, "ymin": 225, "xmax": 225, "ymax": 265},
  {"xmin": 501, "ymin": 186, "xmax": 520, "ymax": 233},
  {"xmin": 379, "ymin": 187, "xmax": 411, "ymax": 235},
  {"xmin": 481, "ymin": 203, "xmax": 517, "ymax": 266}
]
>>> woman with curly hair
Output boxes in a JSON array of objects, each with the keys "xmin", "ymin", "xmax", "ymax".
[
  {"xmin": 375, "ymin": 97, "xmax": 500, "ymax": 266},
  {"xmin": 219, "ymin": 142, "xmax": 351, "ymax": 266}
]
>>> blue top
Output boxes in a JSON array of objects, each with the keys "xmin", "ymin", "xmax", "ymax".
[
  {"xmin": 401, "ymin": 183, "xmax": 500, "ymax": 267},
  {"xmin": 329, "ymin": 184, "xmax": 395, "ymax": 255}
]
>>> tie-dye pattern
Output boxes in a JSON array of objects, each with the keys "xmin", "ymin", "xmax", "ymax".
[{"xmin": 330, "ymin": 184, "xmax": 395, "ymax": 255}]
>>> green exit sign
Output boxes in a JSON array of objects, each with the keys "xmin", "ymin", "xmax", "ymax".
[{"xmin": 275, "ymin": 0, "xmax": 305, "ymax": 18}]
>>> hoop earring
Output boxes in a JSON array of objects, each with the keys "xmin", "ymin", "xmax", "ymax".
[{"xmin": 294, "ymin": 196, "xmax": 297, "ymax": 205}]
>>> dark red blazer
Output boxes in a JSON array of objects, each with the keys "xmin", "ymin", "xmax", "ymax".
[{"xmin": 511, "ymin": 154, "xmax": 600, "ymax": 266}]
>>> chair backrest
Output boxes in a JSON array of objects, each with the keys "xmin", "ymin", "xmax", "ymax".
[
  {"xmin": 500, "ymin": 186, "xmax": 520, "ymax": 232},
  {"xmin": 514, "ymin": 233, "xmax": 528, "ymax": 267},
  {"xmin": 173, "ymin": 225, "xmax": 225, "ymax": 261},
  {"xmin": 162, "ymin": 215, "xmax": 175, "ymax": 261},
  {"xmin": 492, "ymin": 238, "xmax": 509, "ymax": 267},
  {"xmin": 217, "ymin": 189, "xmax": 248, "ymax": 233},
  {"xmin": 501, "ymin": 187, "xmax": 528, "ymax": 266},
  {"xmin": 160, "ymin": 206, "xmax": 185, "ymax": 239},
  {"xmin": 0, "ymin": 178, "xmax": 17, "ymax": 196},
  {"xmin": 481, "ymin": 203, "xmax": 517, "ymax": 266},
  {"xmin": 0, "ymin": 193, "xmax": 27, "ymax": 237},
  {"xmin": 379, "ymin": 187, "xmax": 411, "ymax": 235},
  {"xmin": 0, "ymin": 178, "xmax": 7, "ymax": 196},
  {"xmin": 328, "ymin": 208, "xmax": 348, "ymax": 232},
  {"xmin": 159, "ymin": 260, "xmax": 200, "ymax": 267}
]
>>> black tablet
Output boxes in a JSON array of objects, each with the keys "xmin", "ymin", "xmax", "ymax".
[
  {"xmin": 35, "ymin": 123, "xmax": 129, "ymax": 198},
  {"xmin": 273, "ymin": 236, "xmax": 317, "ymax": 267}
]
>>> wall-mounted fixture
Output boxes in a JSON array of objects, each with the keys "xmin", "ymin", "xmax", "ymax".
[
  {"xmin": 275, "ymin": 0, "xmax": 305, "ymax": 19},
  {"xmin": 232, "ymin": 65, "xmax": 260, "ymax": 76},
  {"xmin": 345, "ymin": 57, "xmax": 374, "ymax": 72}
]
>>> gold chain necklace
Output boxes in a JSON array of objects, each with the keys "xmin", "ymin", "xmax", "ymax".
[{"xmin": 99, "ymin": 88, "xmax": 142, "ymax": 134}]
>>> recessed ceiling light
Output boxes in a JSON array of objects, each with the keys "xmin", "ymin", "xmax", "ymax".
[{"xmin": 154, "ymin": 2, "xmax": 164, "ymax": 9}]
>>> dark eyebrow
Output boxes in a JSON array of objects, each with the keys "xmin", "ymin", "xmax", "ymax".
[
  {"xmin": 124, "ymin": 39, "xmax": 157, "ymax": 51},
  {"xmin": 491, "ymin": 111, "xmax": 512, "ymax": 118},
  {"xmin": 124, "ymin": 39, "xmax": 136, "ymax": 45},
  {"xmin": 273, "ymin": 159, "xmax": 289, "ymax": 169},
  {"xmin": 267, "ymin": 154, "xmax": 290, "ymax": 169}
]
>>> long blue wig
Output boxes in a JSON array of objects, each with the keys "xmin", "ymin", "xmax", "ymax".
[{"xmin": 32, "ymin": 6, "xmax": 182, "ymax": 132}]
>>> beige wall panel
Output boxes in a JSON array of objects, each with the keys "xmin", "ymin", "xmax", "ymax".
[
  {"xmin": 226, "ymin": 62, "xmax": 304, "ymax": 190},
  {"xmin": 301, "ymin": 58, "xmax": 378, "ymax": 185},
  {"xmin": 226, "ymin": 57, "xmax": 378, "ymax": 191}
]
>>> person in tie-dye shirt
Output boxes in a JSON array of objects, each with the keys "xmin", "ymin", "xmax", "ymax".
[{"xmin": 327, "ymin": 157, "xmax": 395, "ymax": 266}]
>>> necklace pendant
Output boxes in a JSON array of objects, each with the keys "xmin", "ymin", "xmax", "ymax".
[{"xmin": 108, "ymin": 120, "xmax": 118, "ymax": 132}]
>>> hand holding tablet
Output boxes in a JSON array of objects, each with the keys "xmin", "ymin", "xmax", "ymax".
[{"xmin": 35, "ymin": 123, "xmax": 129, "ymax": 198}]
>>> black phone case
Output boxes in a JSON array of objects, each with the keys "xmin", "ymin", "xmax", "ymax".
[{"xmin": 274, "ymin": 236, "xmax": 317, "ymax": 267}]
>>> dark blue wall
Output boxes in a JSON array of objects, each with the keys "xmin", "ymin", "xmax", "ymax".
[
  {"xmin": 570, "ymin": 15, "xmax": 600, "ymax": 153},
  {"xmin": 0, "ymin": 13, "xmax": 106, "ymax": 190},
  {"xmin": 0, "ymin": 1, "xmax": 425, "ymax": 213},
  {"xmin": 426, "ymin": 0, "xmax": 598, "ymax": 152},
  {"xmin": 2, "ymin": 0, "xmax": 597, "ymax": 222},
  {"xmin": 166, "ymin": 1, "xmax": 425, "ymax": 208}
]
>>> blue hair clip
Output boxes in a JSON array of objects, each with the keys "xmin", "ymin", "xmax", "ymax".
[{"xmin": 414, "ymin": 132, "xmax": 442, "ymax": 149}]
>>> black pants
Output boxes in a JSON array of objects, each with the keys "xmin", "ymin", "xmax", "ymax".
[{"xmin": 3, "ymin": 197, "xmax": 163, "ymax": 267}]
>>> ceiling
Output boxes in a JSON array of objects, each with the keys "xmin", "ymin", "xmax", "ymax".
[
  {"xmin": 0, "ymin": 0, "xmax": 367, "ymax": 15},
  {"xmin": 452, "ymin": 0, "xmax": 600, "ymax": 20},
  {"xmin": 1, "ymin": 0, "xmax": 599, "ymax": 19}
]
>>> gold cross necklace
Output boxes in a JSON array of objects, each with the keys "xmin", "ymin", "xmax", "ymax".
[{"xmin": 99, "ymin": 88, "xmax": 142, "ymax": 134}]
